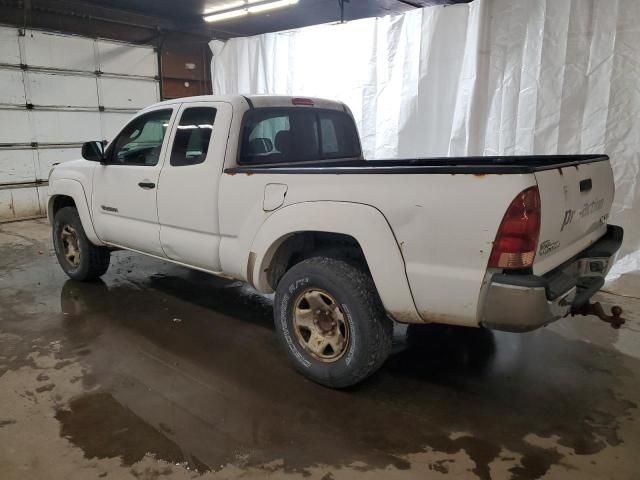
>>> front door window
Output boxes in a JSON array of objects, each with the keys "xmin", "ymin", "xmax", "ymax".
[{"xmin": 108, "ymin": 109, "xmax": 172, "ymax": 166}]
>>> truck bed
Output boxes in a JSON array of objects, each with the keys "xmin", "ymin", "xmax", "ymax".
[{"xmin": 225, "ymin": 154, "xmax": 608, "ymax": 175}]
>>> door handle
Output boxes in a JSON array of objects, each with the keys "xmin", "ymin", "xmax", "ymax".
[{"xmin": 138, "ymin": 181, "xmax": 156, "ymax": 189}]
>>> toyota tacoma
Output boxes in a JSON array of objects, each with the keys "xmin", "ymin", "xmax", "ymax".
[{"xmin": 47, "ymin": 95, "xmax": 625, "ymax": 387}]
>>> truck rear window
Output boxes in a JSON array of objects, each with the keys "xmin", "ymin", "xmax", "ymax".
[{"xmin": 239, "ymin": 108, "xmax": 361, "ymax": 164}]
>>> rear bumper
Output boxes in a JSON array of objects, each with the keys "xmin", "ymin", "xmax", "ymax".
[{"xmin": 480, "ymin": 225, "xmax": 623, "ymax": 332}]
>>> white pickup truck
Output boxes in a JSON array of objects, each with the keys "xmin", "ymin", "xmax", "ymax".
[{"xmin": 48, "ymin": 94, "xmax": 624, "ymax": 387}]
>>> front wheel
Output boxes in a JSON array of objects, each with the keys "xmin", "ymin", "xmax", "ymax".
[
  {"xmin": 274, "ymin": 257, "xmax": 393, "ymax": 388},
  {"xmin": 52, "ymin": 206, "xmax": 111, "ymax": 281}
]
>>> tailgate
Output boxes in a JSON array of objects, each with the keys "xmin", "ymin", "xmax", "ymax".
[{"xmin": 533, "ymin": 158, "xmax": 614, "ymax": 275}]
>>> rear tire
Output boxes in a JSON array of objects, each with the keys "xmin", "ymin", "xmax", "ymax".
[
  {"xmin": 274, "ymin": 257, "xmax": 393, "ymax": 388},
  {"xmin": 53, "ymin": 206, "xmax": 110, "ymax": 281}
]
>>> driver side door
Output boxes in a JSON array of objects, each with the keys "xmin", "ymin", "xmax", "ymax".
[{"xmin": 92, "ymin": 107, "xmax": 176, "ymax": 257}]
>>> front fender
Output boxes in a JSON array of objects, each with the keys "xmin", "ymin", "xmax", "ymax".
[
  {"xmin": 48, "ymin": 178, "xmax": 104, "ymax": 246},
  {"xmin": 249, "ymin": 201, "xmax": 422, "ymax": 323}
]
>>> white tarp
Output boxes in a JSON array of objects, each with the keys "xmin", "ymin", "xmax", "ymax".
[{"xmin": 210, "ymin": 0, "xmax": 640, "ymax": 274}]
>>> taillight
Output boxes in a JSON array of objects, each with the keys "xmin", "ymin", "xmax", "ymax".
[{"xmin": 488, "ymin": 186, "xmax": 541, "ymax": 269}]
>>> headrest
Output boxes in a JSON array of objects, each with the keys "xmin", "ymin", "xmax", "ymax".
[{"xmin": 274, "ymin": 130, "xmax": 292, "ymax": 155}]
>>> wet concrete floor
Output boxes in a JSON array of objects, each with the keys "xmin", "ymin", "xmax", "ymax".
[{"xmin": 0, "ymin": 219, "xmax": 639, "ymax": 479}]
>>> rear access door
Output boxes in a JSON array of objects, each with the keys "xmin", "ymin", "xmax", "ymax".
[
  {"xmin": 156, "ymin": 100, "xmax": 233, "ymax": 272},
  {"xmin": 533, "ymin": 157, "xmax": 614, "ymax": 275}
]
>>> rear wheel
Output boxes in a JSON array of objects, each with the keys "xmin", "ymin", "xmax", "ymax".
[
  {"xmin": 53, "ymin": 206, "xmax": 110, "ymax": 281},
  {"xmin": 274, "ymin": 257, "xmax": 393, "ymax": 388}
]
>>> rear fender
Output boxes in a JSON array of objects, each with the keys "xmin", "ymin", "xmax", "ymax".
[
  {"xmin": 48, "ymin": 178, "xmax": 104, "ymax": 246},
  {"xmin": 249, "ymin": 201, "xmax": 422, "ymax": 323}
]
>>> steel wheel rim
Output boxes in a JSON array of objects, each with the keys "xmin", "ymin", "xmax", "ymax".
[
  {"xmin": 60, "ymin": 225, "xmax": 80, "ymax": 268},
  {"xmin": 292, "ymin": 288, "xmax": 349, "ymax": 362}
]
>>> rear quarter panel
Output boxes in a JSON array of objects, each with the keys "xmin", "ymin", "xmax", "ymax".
[{"xmin": 219, "ymin": 171, "xmax": 536, "ymax": 326}]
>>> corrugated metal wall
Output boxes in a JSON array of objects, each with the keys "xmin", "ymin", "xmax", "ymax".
[{"xmin": 0, "ymin": 26, "xmax": 160, "ymax": 221}]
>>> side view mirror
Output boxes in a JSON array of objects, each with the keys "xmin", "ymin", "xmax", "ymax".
[{"xmin": 81, "ymin": 141, "xmax": 105, "ymax": 162}]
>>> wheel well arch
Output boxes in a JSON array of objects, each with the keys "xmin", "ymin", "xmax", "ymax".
[
  {"xmin": 246, "ymin": 201, "xmax": 421, "ymax": 322},
  {"xmin": 46, "ymin": 179, "xmax": 103, "ymax": 245},
  {"xmin": 49, "ymin": 195, "xmax": 76, "ymax": 219},
  {"xmin": 265, "ymin": 231, "xmax": 370, "ymax": 290}
]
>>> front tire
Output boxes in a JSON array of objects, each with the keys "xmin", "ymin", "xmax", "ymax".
[
  {"xmin": 274, "ymin": 257, "xmax": 393, "ymax": 388},
  {"xmin": 53, "ymin": 206, "xmax": 110, "ymax": 281}
]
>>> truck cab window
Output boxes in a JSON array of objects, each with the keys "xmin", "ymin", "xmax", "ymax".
[
  {"xmin": 239, "ymin": 108, "xmax": 361, "ymax": 165},
  {"xmin": 109, "ymin": 109, "xmax": 172, "ymax": 166},
  {"xmin": 170, "ymin": 107, "xmax": 217, "ymax": 166}
]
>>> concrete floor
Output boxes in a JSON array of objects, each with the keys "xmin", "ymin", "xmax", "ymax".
[{"xmin": 0, "ymin": 219, "xmax": 639, "ymax": 480}]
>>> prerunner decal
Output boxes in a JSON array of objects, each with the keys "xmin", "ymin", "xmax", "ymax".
[{"xmin": 561, "ymin": 198, "xmax": 605, "ymax": 231}]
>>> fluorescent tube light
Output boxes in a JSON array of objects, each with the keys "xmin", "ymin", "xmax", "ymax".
[
  {"xmin": 247, "ymin": 0, "xmax": 298, "ymax": 14},
  {"xmin": 203, "ymin": 0, "xmax": 245, "ymax": 15},
  {"xmin": 203, "ymin": 0, "xmax": 299, "ymax": 23},
  {"xmin": 204, "ymin": 8, "xmax": 248, "ymax": 22}
]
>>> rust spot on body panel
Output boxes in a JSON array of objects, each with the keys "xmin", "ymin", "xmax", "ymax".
[
  {"xmin": 420, "ymin": 310, "xmax": 476, "ymax": 326},
  {"xmin": 247, "ymin": 251, "xmax": 256, "ymax": 287},
  {"xmin": 388, "ymin": 311, "xmax": 423, "ymax": 323}
]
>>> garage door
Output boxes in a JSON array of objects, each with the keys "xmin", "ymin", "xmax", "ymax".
[{"xmin": 0, "ymin": 26, "xmax": 160, "ymax": 221}]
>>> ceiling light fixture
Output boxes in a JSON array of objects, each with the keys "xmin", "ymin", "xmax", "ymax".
[
  {"xmin": 203, "ymin": 0, "xmax": 299, "ymax": 23},
  {"xmin": 203, "ymin": 0, "xmax": 245, "ymax": 15},
  {"xmin": 247, "ymin": 0, "xmax": 298, "ymax": 13},
  {"xmin": 204, "ymin": 8, "xmax": 248, "ymax": 22}
]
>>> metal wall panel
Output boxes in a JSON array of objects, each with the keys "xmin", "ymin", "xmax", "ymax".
[
  {"xmin": 0, "ymin": 69, "xmax": 26, "ymax": 104},
  {"xmin": 4, "ymin": 186, "xmax": 42, "ymax": 218},
  {"xmin": 11, "ymin": 187, "xmax": 41, "ymax": 218},
  {"xmin": 0, "ymin": 26, "xmax": 20, "ymax": 64},
  {"xmin": 0, "ymin": 190, "xmax": 12, "ymax": 218},
  {"xmin": 23, "ymin": 30, "xmax": 95, "ymax": 71},
  {"xmin": 27, "ymin": 72, "xmax": 99, "ymax": 107},
  {"xmin": 0, "ymin": 27, "xmax": 160, "ymax": 221},
  {"xmin": 0, "ymin": 111, "xmax": 32, "ymax": 143},
  {"xmin": 36, "ymin": 185, "xmax": 48, "ymax": 215},
  {"xmin": 0, "ymin": 187, "xmax": 43, "ymax": 220},
  {"xmin": 0, "ymin": 190, "xmax": 16, "ymax": 219},
  {"xmin": 99, "ymin": 77, "xmax": 159, "ymax": 109},
  {"xmin": 97, "ymin": 40, "xmax": 158, "ymax": 77},
  {"xmin": 32, "ymin": 111, "xmax": 102, "ymax": 144},
  {"xmin": 0, "ymin": 150, "xmax": 37, "ymax": 184}
]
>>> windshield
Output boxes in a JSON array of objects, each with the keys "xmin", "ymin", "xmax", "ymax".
[{"xmin": 239, "ymin": 107, "xmax": 361, "ymax": 165}]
